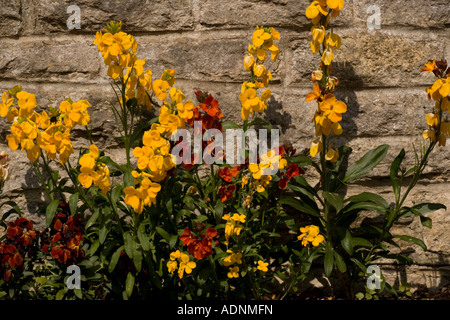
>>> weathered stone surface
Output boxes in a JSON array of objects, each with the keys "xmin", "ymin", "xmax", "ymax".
[
  {"xmin": 198, "ymin": 0, "xmax": 352, "ymax": 29},
  {"xmin": 0, "ymin": 0, "xmax": 21, "ymax": 37},
  {"xmin": 286, "ymin": 29, "xmax": 445, "ymax": 88},
  {"xmin": 0, "ymin": 37, "xmax": 101, "ymax": 82},
  {"xmin": 18, "ymin": 0, "xmax": 194, "ymax": 35},
  {"xmin": 353, "ymin": 0, "xmax": 450, "ymax": 29},
  {"xmin": 135, "ymin": 31, "xmax": 283, "ymax": 84}
]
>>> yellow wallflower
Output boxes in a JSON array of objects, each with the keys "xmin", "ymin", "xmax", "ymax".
[
  {"xmin": 324, "ymin": 33, "xmax": 341, "ymax": 50},
  {"xmin": 0, "ymin": 92, "xmax": 13, "ymax": 118},
  {"xmin": 319, "ymin": 93, "xmax": 347, "ymax": 123},
  {"xmin": 325, "ymin": 146, "xmax": 339, "ymax": 162},
  {"xmin": 123, "ymin": 177, "xmax": 161, "ymax": 214},
  {"xmin": 321, "ymin": 47, "xmax": 334, "ymax": 65},
  {"xmin": 223, "ymin": 213, "xmax": 246, "ymax": 245},
  {"xmin": 310, "ymin": 139, "xmax": 323, "ymax": 157},
  {"xmin": 422, "ymin": 129, "xmax": 437, "ymax": 142},
  {"xmin": 223, "ymin": 250, "xmax": 243, "ymax": 267},
  {"xmin": 6, "ymin": 120, "xmax": 41, "ymax": 162},
  {"xmin": 243, "ymin": 53, "xmax": 255, "ymax": 71},
  {"xmin": 169, "ymin": 87, "xmax": 185, "ymax": 104},
  {"xmin": 327, "ymin": 0, "xmax": 345, "ymax": 10},
  {"xmin": 257, "ymin": 260, "xmax": 269, "ymax": 272},
  {"xmin": 227, "ymin": 266, "xmax": 240, "ymax": 279},
  {"xmin": 176, "ymin": 100, "xmax": 194, "ymax": 120},
  {"xmin": 78, "ymin": 144, "xmax": 111, "ymax": 195},
  {"xmin": 252, "ymin": 29, "xmax": 271, "ymax": 47},
  {"xmin": 298, "ymin": 225, "xmax": 325, "ymax": 247},
  {"xmin": 167, "ymin": 250, "xmax": 196, "ymax": 279},
  {"xmin": 16, "ymin": 91, "xmax": 37, "ymax": 118},
  {"xmin": 39, "ymin": 123, "xmax": 74, "ymax": 165},
  {"xmin": 305, "ymin": 1, "xmax": 328, "ymax": 22},
  {"xmin": 59, "ymin": 99, "xmax": 91, "ymax": 131},
  {"xmin": 152, "ymin": 79, "xmax": 170, "ymax": 101}
]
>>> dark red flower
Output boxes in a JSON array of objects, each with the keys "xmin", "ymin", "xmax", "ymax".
[
  {"xmin": 278, "ymin": 164, "xmax": 305, "ymax": 190},
  {"xmin": 180, "ymin": 227, "xmax": 218, "ymax": 260},
  {"xmin": 218, "ymin": 184, "xmax": 236, "ymax": 202}
]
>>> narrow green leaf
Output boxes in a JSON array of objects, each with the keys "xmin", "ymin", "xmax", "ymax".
[
  {"xmin": 85, "ymin": 209, "xmax": 99, "ymax": 229},
  {"xmin": 351, "ymin": 237, "xmax": 373, "ymax": 248},
  {"xmin": 341, "ymin": 229, "xmax": 353, "ymax": 255},
  {"xmin": 108, "ymin": 245, "xmax": 124, "ymax": 273},
  {"xmin": 345, "ymin": 192, "xmax": 389, "ymax": 209},
  {"xmin": 69, "ymin": 193, "xmax": 79, "ymax": 216},
  {"xmin": 124, "ymin": 232, "xmax": 134, "ymax": 259},
  {"xmin": 221, "ymin": 121, "xmax": 241, "ymax": 130},
  {"xmin": 324, "ymin": 242, "xmax": 334, "ymax": 277},
  {"xmin": 137, "ymin": 224, "xmax": 151, "ymax": 251},
  {"xmin": 55, "ymin": 289, "xmax": 65, "ymax": 300},
  {"xmin": 343, "ymin": 145, "xmax": 389, "ymax": 183},
  {"xmin": 132, "ymin": 248, "xmax": 142, "ymax": 273},
  {"xmin": 334, "ymin": 251, "xmax": 347, "ymax": 273},
  {"xmin": 125, "ymin": 272, "xmax": 135, "ymax": 298},
  {"xmin": 393, "ymin": 235, "xmax": 427, "ymax": 251},
  {"xmin": 215, "ymin": 201, "xmax": 224, "ymax": 220},
  {"xmin": 46, "ymin": 199, "xmax": 60, "ymax": 227},
  {"xmin": 411, "ymin": 203, "xmax": 446, "ymax": 214},
  {"xmin": 74, "ymin": 288, "xmax": 82, "ymax": 299},
  {"xmin": 155, "ymin": 226, "xmax": 171, "ymax": 243},
  {"xmin": 323, "ymin": 192, "xmax": 343, "ymax": 213},
  {"xmin": 390, "ymin": 149, "xmax": 405, "ymax": 203},
  {"xmin": 99, "ymin": 224, "xmax": 108, "ymax": 244},
  {"xmin": 169, "ymin": 235, "xmax": 178, "ymax": 249},
  {"xmin": 278, "ymin": 197, "xmax": 321, "ymax": 218}
]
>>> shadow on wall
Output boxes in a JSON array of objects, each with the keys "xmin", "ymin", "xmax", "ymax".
[
  {"xmin": 264, "ymin": 95, "xmax": 293, "ymax": 136},
  {"xmin": 22, "ymin": 167, "xmax": 48, "ymax": 217}
]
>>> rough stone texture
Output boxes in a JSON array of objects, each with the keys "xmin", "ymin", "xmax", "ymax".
[{"xmin": 0, "ymin": 0, "xmax": 449, "ymax": 293}]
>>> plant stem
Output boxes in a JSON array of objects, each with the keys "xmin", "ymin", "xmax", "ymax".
[{"xmin": 210, "ymin": 164, "xmax": 217, "ymax": 203}]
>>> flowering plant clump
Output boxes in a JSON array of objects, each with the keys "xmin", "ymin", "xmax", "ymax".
[{"xmin": 0, "ymin": 3, "xmax": 446, "ymax": 300}]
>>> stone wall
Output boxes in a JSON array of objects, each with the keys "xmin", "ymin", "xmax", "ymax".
[{"xmin": 0, "ymin": 0, "xmax": 449, "ymax": 292}]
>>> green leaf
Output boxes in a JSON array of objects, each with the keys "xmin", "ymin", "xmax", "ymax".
[
  {"xmin": 169, "ymin": 235, "xmax": 178, "ymax": 249},
  {"xmin": 0, "ymin": 201, "xmax": 23, "ymax": 219},
  {"xmin": 108, "ymin": 245, "xmax": 124, "ymax": 273},
  {"xmin": 341, "ymin": 229, "xmax": 354, "ymax": 255},
  {"xmin": 99, "ymin": 224, "xmax": 108, "ymax": 244},
  {"xmin": 411, "ymin": 203, "xmax": 446, "ymax": 215},
  {"xmin": 323, "ymin": 192, "xmax": 343, "ymax": 212},
  {"xmin": 132, "ymin": 248, "xmax": 142, "ymax": 273},
  {"xmin": 215, "ymin": 201, "xmax": 224, "ymax": 220},
  {"xmin": 125, "ymin": 272, "xmax": 135, "ymax": 298},
  {"xmin": 85, "ymin": 209, "xmax": 99, "ymax": 229},
  {"xmin": 101, "ymin": 156, "xmax": 123, "ymax": 171},
  {"xmin": 390, "ymin": 149, "xmax": 405, "ymax": 203},
  {"xmin": 324, "ymin": 242, "xmax": 334, "ymax": 277},
  {"xmin": 46, "ymin": 199, "xmax": 60, "ymax": 227},
  {"xmin": 55, "ymin": 289, "xmax": 65, "ymax": 300},
  {"xmin": 345, "ymin": 192, "xmax": 389, "ymax": 210},
  {"xmin": 74, "ymin": 288, "xmax": 82, "ymax": 299},
  {"xmin": 278, "ymin": 197, "xmax": 321, "ymax": 218},
  {"xmin": 343, "ymin": 145, "xmax": 389, "ymax": 183},
  {"xmin": 334, "ymin": 251, "xmax": 347, "ymax": 273},
  {"xmin": 288, "ymin": 155, "xmax": 313, "ymax": 167},
  {"xmin": 69, "ymin": 193, "xmax": 79, "ymax": 216},
  {"xmin": 155, "ymin": 226, "xmax": 171, "ymax": 243},
  {"xmin": 351, "ymin": 237, "xmax": 373, "ymax": 248},
  {"xmin": 393, "ymin": 235, "xmax": 427, "ymax": 251},
  {"xmin": 137, "ymin": 224, "xmax": 151, "ymax": 251},
  {"xmin": 221, "ymin": 121, "xmax": 241, "ymax": 130},
  {"xmin": 124, "ymin": 232, "xmax": 134, "ymax": 259}
]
